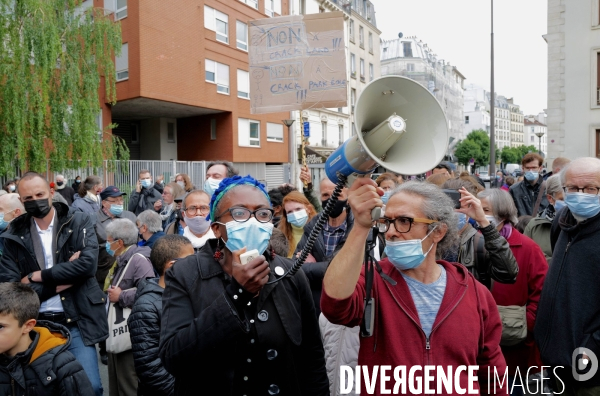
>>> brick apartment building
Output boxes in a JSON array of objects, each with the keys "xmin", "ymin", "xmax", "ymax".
[{"xmin": 100, "ymin": 0, "xmax": 290, "ymax": 165}]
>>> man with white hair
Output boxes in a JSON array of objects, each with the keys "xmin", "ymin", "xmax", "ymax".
[
  {"xmin": 54, "ymin": 174, "xmax": 76, "ymax": 205},
  {"xmin": 136, "ymin": 210, "xmax": 165, "ymax": 249},
  {"xmin": 0, "ymin": 193, "xmax": 25, "ymax": 258},
  {"xmin": 535, "ymin": 157, "xmax": 600, "ymax": 393}
]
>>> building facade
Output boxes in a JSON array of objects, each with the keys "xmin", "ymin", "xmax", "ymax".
[
  {"xmin": 508, "ymin": 98, "xmax": 524, "ymax": 148},
  {"xmin": 463, "ymin": 84, "xmax": 490, "ymax": 136},
  {"xmin": 380, "ymin": 37, "xmax": 466, "ymax": 145},
  {"xmin": 525, "ymin": 113, "xmax": 548, "ymax": 156},
  {"xmin": 106, "ymin": 0, "xmax": 290, "ymax": 166},
  {"xmin": 546, "ymin": 0, "xmax": 600, "ymax": 162}
]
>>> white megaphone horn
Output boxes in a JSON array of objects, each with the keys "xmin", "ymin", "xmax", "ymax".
[{"xmin": 325, "ymin": 76, "xmax": 449, "ymax": 183}]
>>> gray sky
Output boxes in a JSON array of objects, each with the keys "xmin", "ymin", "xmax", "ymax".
[{"xmin": 374, "ymin": 0, "xmax": 548, "ymax": 115}]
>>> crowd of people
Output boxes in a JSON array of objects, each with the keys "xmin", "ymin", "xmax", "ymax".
[{"xmin": 0, "ymin": 154, "xmax": 598, "ymax": 396}]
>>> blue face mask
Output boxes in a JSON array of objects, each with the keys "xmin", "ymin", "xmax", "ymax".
[
  {"xmin": 0, "ymin": 212, "xmax": 12, "ymax": 231},
  {"xmin": 204, "ymin": 178, "xmax": 221, "ymax": 197},
  {"xmin": 109, "ymin": 204, "xmax": 123, "ymax": 216},
  {"xmin": 554, "ymin": 199, "xmax": 566, "ymax": 212},
  {"xmin": 106, "ymin": 241, "xmax": 116, "ymax": 256},
  {"xmin": 456, "ymin": 212, "xmax": 468, "ymax": 230},
  {"xmin": 220, "ymin": 217, "xmax": 274, "ymax": 255},
  {"xmin": 384, "ymin": 227, "xmax": 436, "ymax": 271},
  {"xmin": 141, "ymin": 179, "xmax": 153, "ymax": 189},
  {"xmin": 565, "ymin": 192, "xmax": 600, "ymax": 219},
  {"xmin": 524, "ymin": 171, "xmax": 539, "ymax": 181},
  {"xmin": 287, "ymin": 209, "xmax": 308, "ymax": 228},
  {"xmin": 381, "ymin": 191, "xmax": 392, "ymax": 205}
]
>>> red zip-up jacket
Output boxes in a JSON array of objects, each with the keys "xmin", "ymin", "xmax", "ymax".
[
  {"xmin": 321, "ymin": 259, "xmax": 509, "ymax": 396},
  {"xmin": 491, "ymin": 228, "xmax": 547, "ymax": 375}
]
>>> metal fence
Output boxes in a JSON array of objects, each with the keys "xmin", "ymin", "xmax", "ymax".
[{"xmin": 1, "ymin": 160, "xmax": 289, "ymax": 194}]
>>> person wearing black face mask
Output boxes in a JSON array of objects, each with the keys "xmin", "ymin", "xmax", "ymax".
[
  {"xmin": 0, "ymin": 172, "xmax": 107, "ymax": 396},
  {"xmin": 293, "ymin": 177, "xmax": 385, "ymax": 318},
  {"xmin": 54, "ymin": 174, "xmax": 75, "ymax": 206}
]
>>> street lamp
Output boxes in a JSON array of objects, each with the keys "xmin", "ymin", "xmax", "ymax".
[
  {"xmin": 282, "ymin": 119, "xmax": 296, "ymax": 185},
  {"xmin": 535, "ymin": 131, "xmax": 545, "ymax": 156}
]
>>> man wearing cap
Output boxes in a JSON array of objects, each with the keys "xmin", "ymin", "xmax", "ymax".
[{"xmin": 95, "ymin": 186, "xmax": 137, "ymax": 290}]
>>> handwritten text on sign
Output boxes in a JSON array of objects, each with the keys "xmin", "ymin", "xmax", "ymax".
[{"xmin": 249, "ymin": 12, "xmax": 347, "ymax": 114}]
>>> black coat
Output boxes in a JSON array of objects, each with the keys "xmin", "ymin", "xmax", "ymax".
[
  {"xmin": 129, "ymin": 279, "xmax": 174, "ymax": 396},
  {"xmin": 509, "ymin": 177, "xmax": 549, "ymax": 217},
  {"xmin": 0, "ymin": 320, "xmax": 94, "ymax": 395},
  {"xmin": 159, "ymin": 239, "xmax": 329, "ymax": 396},
  {"xmin": 0, "ymin": 202, "xmax": 109, "ymax": 346},
  {"xmin": 535, "ymin": 208, "xmax": 600, "ymax": 386},
  {"xmin": 55, "ymin": 186, "xmax": 76, "ymax": 206},
  {"xmin": 129, "ymin": 188, "xmax": 162, "ymax": 216}
]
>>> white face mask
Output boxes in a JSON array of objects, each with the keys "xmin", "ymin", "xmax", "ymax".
[{"xmin": 484, "ymin": 215, "xmax": 502, "ymax": 228}]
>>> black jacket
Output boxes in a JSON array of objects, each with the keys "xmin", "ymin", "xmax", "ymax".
[
  {"xmin": 0, "ymin": 320, "xmax": 94, "ymax": 395},
  {"xmin": 129, "ymin": 188, "xmax": 162, "ymax": 216},
  {"xmin": 159, "ymin": 239, "xmax": 329, "ymax": 396},
  {"xmin": 535, "ymin": 208, "xmax": 600, "ymax": 386},
  {"xmin": 129, "ymin": 279, "xmax": 174, "ymax": 396},
  {"xmin": 55, "ymin": 186, "xmax": 76, "ymax": 206},
  {"xmin": 509, "ymin": 177, "xmax": 549, "ymax": 217},
  {"xmin": 0, "ymin": 202, "xmax": 109, "ymax": 346}
]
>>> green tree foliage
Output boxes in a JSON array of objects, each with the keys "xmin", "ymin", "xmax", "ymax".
[
  {"xmin": 0, "ymin": 0, "xmax": 128, "ymax": 176},
  {"xmin": 500, "ymin": 145, "xmax": 539, "ymax": 166},
  {"xmin": 454, "ymin": 130, "xmax": 499, "ymax": 169}
]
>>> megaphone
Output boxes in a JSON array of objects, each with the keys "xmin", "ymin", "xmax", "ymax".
[{"xmin": 325, "ymin": 76, "xmax": 449, "ymax": 182}]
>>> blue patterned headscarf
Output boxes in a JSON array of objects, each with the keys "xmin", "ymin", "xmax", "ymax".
[{"xmin": 208, "ymin": 175, "xmax": 271, "ymax": 221}]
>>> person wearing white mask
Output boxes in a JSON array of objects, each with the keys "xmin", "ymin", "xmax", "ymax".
[
  {"xmin": 278, "ymin": 191, "xmax": 317, "ymax": 258},
  {"xmin": 441, "ymin": 178, "xmax": 519, "ymax": 289},
  {"xmin": 0, "ymin": 193, "xmax": 24, "ymax": 233},
  {"xmin": 175, "ymin": 173, "xmax": 194, "ymax": 193},
  {"xmin": 181, "ymin": 191, "xmax": 214, "ymax": 250},
  {"xmin": 128, "ymin": 169, "xmax": 163, "ymax": 215},
  {"xmin": 203, "ymin": 161, "xmax": 238, "ymax": 198},
  {"xmin": 72, "ymin": 175, "xmax": 102, "ymax": 214}
]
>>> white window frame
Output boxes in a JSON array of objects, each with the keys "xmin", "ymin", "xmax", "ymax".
[
  {"xmin": 116, "ymin": 43, "xmax": 128, "ymax": 81},
  {"xmin": 236, "ymin": 21, "xmax": 248, "ymax": 51},
  {"xmin": 238, "ymin": 118, "xmax": 261, "ymax": 147},
  {"xmin": 205, "ymin": 59, "xmax": 230, "ymax": 94},
  {"xmin": 368, "ymin": 31, "xmax": 373, "ymax": 53},
  {"xmin": 369, "ymin": 63, "xmax": 374, "ymax": 81},
  {"xmin": 237, "ymin": 69, "xmax": 250, "ymax": 99},
  {"xmin": 265, "ymin": 0, "xmax": 281, "ymax": 16},
  {"xmin": 239, "ymin": 0, "xmax": 258, "ymax": 9},
  {"xmin": 267, "ymin": 122, "xmax": 284, "ymax": 142},
  {"xmin": 204, "ymin": 6, "xmax": 229, "ymax": 44},
  {"xmin": 349, "ymin": 19, "xmax": 354, "ymax": 43},
  {"xmin": 350, "ymin": 53, "xmax": 356, "ymax": 77},
  {"xmin": 359, "ymin": 26, "xmax": 364, "ymax": 48},
  {"xmin": 115, "ymin": 0, "xmax": 127, "ymax": 20},
  {"xmin": 360, "ymin": 58, "xmax": 365, "ymax": 79}
]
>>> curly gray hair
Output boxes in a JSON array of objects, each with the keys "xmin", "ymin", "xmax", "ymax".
[
  {"xmin": 390, "ymin": 181, "xmax": 459, "ymax": 259},
  {"xmin": 106, "ymin": 218, "xmax": 138, "ymax": 246}
]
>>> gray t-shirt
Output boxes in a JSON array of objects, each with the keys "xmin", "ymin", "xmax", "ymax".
[{"xmin": 401, "ymin": 265, "xmax": 447, "ymax": 337}]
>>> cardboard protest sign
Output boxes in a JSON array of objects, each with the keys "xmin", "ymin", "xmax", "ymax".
[{"xmin": 249, "ymin": 12, "xmax": 348, "ymax": 114}]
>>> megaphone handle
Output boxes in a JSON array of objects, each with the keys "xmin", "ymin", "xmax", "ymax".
[{"xmin": 371, "ymin": 207, "xmax": 381, "ymax": 222}]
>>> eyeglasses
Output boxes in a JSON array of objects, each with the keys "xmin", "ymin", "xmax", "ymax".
[
  {"xmin": 216, "ymin": 207, "xmax": 274, "ymax": 223},
  {"xmin": 563, "ymin": 186, "xmax": 600, "ymax": 195},
  {"xmin": 377, "ymin": 216, "xmax": 437, "ymax": 233},
  {"xmin": 184, "ymin": 205, "xmax": 210, "ymax": 216}
]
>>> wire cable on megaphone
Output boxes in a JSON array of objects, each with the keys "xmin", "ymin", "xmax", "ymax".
[{"xmin": 266, "ymin": 173, "xmax": 348, "ymax": 285}]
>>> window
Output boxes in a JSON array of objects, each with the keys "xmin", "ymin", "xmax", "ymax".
[
  {"xmin": 350, "ymin": 53, "xmax": 356, "ymax": 77},
  {"xmin": 115, "ymin": 0, "xmax": 127, "ymax": 20},
  {"xmin": 359, "ymin": 26, "xmax": 364, "ymax": 48},
  {"xmin": 236, "ymin": 21, "xmax": 248, "ymax": 51},
  {"xmin": 267, "ymin": 122, "xmax": 284, "ymax": 142},
  {"xmin": 238, "ymin": 118, "xmax": 260, "ymax": 147},
  {"xmin": 116, "ymin": 43, "xmax": 128, "ymax": 81},
  {"xmin": 265, "ymin": 0, "xmax": 281, "ymax": 17},
  {"xmin": 531, "ymin": 135, "xmax": 534, "ymax": 142},
  {"xmin": 204, "ymin": 6, "xmax": 229, "ymax": 44},
  {"xmin": 407, "ymin": 63, "xmax": 414, "ymax": 72},
  {"xmin": 321, "ymin": 121, "xmax": 327, "ymax": 146},
  {"xmin": 351, "ymin": 88, "xmax": 356, "ymax": 113},
  {"xmin": 465, "ymin": 115, "xmax": 470, "ymax": 124},
  {"xmin": 360, "ymin": 58, "xmax": 365, "ymax": 80},
  {"xmin": 369, "ymin": 63, "xmax": 374, "ymax": 81},
  {"xmin": 211, "ymin": 119, "xmax": 217, "ymax": 140},
  {"xmin": 403, "ymin": 41, "xmax": 413, "ymax": 57},
  {"xmin": 368, "ymin": 32, "xmax": 373, "ymax": 53},
  {"xmin": 239, "ymin": 0, "xmax": 258, "ymax": 9},
  {"xmin": 205, "ymin": 59, "xmax": 230, "ymax": 94},
  {"xmin": 338, "ymin": 124, "xmax": 344, "ymax": 145},
  {"xmin": 237, "ymin": 69, "xmax": 250, "ymax": 98},
  {"xmin": 167, "ymin": 123, "xmax": 175, "ymax": 143},
  {"xmin": 349, "ymin": 20, "xmax": 354, "ymax": 42}
]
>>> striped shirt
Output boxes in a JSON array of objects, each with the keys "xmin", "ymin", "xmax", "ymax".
[{"xmin": 401, "ymin": 265, "xmax": 447, "ymax": 338}]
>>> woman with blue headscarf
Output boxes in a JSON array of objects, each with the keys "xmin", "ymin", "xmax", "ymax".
[{"xmin": 158, "ymin": 175, "xmax": 329, "ymax": 396}]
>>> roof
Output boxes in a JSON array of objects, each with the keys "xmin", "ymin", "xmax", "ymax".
[{"xmin": 524, "ymin": 119, "xmax": 546, "ymax": 127}]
